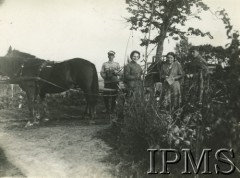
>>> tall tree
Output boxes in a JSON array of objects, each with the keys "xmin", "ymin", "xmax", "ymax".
[
  {"xmin": 216, "ymin": 9, "xmax": 240, "ymax": 66},
  {"xmin": 126, "ymin": 0, "xmax": 213, "ymax": 63}
]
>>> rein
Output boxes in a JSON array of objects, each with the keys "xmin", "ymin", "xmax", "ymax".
[
  {"xmin": 0, "ymin": 76, "xmax": 120, "ymax": 97},
  {"xmin": 12, "ymin": 61, "xmax": 45, "ymax": 79},
  {"xmin": 0, "ymin": 58, "xmax": 121, "ymax": 96}
]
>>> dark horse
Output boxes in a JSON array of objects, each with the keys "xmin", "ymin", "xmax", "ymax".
[{"xmin": 0, "ymin": 48, "xmax": 99, "ymax": 126}]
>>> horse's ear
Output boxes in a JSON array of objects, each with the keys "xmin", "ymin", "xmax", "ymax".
[{"xmin": 6, "ymin": 46, "xmax": 12, "ymax": 56}]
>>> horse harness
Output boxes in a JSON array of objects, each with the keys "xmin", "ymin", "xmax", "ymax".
[
  {"xmin": 15, "ymin": 60, "xmax": 54, "ymax": 78},
  {"xmin": 12, "ymin": 60, "xmax": 65, "ymax": 89},
  {"xmin": 18, "ymin": 60, "xmax": 78, "ymax": 91}
]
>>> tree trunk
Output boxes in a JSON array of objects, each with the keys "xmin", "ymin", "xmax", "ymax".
[
  {"xmin": 155, "ymin": 37, "xmax": 164, "ymax": 63},
  {"xmin": 156, "ymin": 24, "xmax": 168, "ymax": 60},
  {"xmin": 155, "ymin": 25, "xmax": 168, "ymax": 71}
]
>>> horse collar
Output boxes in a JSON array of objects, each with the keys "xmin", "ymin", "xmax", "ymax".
[
  {"xmin": 14, "ymin": 63, "xmax": 24, "ymax": 78},
  {"xmin": 39, "ymin": 61, "xmax": 53, "ymax": 72}
]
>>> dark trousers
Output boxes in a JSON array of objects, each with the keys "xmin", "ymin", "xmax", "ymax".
[{"xmin": 104, "ymin": 82, "xmax": 119, "ymax": 113}]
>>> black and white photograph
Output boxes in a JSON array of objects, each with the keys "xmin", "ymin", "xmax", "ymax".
[{"xmin": 0, "ymin": 0, "xmax": 239, "ymax": 177}]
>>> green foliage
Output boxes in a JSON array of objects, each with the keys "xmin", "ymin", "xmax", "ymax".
[
  {"xmin": 112, "ymin": 81, "xmax": 220, "ymax": 176},
  {"xmin": 111, "ymin": 38, "xmax": 240, "ymax": 176},
  {"xmin": 216, "ymin": 8, "xmax": 240, "ymax": 65},
  {"xmin": 45, "ymin": 90, "xmax": 86, "ymax": 106},
  {"xmin": 0, "ymin": 85, "xmax": 86, "ymax": 110},
  {"xmin": 175, "ymin": 38, "xmax": 233, "ymax": 66},
  {"xmin": 175, "ymin": 38, "xmax": 192, "ymax": 63},
  {"xmin": 126, "ymin": 0, "xmax": 213, "ymax": 46},
  {"xmin": 0, "ymin": 85, "xmax": 25, "ymax": 109},
  {"xmin": 216, "ymin": 9, "xmax": 233, "ymax": 39}
]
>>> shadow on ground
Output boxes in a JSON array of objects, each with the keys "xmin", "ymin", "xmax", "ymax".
[{"xmin": 0, "ymin": 147, "xmax": 25, "ymax": 177}]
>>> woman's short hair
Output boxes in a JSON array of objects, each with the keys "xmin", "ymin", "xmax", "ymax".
[
  {"xmin": 130, "ymin": 50, "xmax": 140, "ymax": 59},
  {"xmin": 166, "ymin": 52, "xmax": 176, "ymax": 59}
]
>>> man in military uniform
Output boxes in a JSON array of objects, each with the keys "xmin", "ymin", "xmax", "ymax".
[
  {"xmin": 100, "ymin": 51, "xmax": 120, "ymax": 113},
  {"xmin": 187, "ymin": 46, "xmax": 209, "ymax": 105}
]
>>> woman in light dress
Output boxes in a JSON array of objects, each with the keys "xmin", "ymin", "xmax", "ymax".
[{"xmin": 160, "ymin": 52, "xmax": 184, "ymax": 109}]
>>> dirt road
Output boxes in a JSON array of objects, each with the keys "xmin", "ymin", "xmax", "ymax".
[{"xmin": 0, "ymin": 108, "xmax": 114, "ymax": 178}]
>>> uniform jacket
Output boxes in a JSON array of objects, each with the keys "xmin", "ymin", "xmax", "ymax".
[
  {"xmin": 188, "ymin": 55, "xmax": 209, "ymax": 76},
  {"xmin": 100, "ymin": 61, "xmax": 120, "ymax": 83}
]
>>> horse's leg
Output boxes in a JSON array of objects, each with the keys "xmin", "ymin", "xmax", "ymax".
[
  {"xmin": 11, "ymin": 84, "xmax": 14, "ymax": 98},
  {"xmin": 90, "ymin": 91, "xmax": 99, "ymax": 123},
  {"xmin": 83, "ymin": 100, "xmax": 89, "ymax": 119},
  {"xmin": 25, "ymin": 91, "xmax": 34, "ymax": 126},
  {"xmin": 82, "ymin": 86, "xmax": 96, "ymax": 124},
  {"xmin": 83, "ymin": 92, "xmax": 91, "ymax": 117},
  {"xmin": 25, "ymin": 86, "xmax": 38, "ymax": 127},
  {"xmin": 39, "ymin": 93, "xmax": 50, "ymax": 122},
  {"xmin": 92, "ymin": 104, "xmax": 97, "ymax": 118}
]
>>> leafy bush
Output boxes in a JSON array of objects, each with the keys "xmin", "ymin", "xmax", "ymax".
[
  {"xmin": 109, "ymin": 63, "xmax": 240, "ymax": 177},
  {"xmin": 45, "ymin": 90, "xmax": 86, "ymax": 107},
  {"xmin": 0, "ymin": 85, "xmax": 26, "ymax": 109},
  {"xmin": 0, "ymin": 84, "xmax": 86, "ymax": 110},
  {"xmin": 111, "ymin": 86, "xmax": 205, "ymax": 176}
]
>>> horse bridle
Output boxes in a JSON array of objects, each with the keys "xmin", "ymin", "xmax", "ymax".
[
  {"xmin": 13, "ymin": 63, "xmax": 25, "ymax": 78},
  {"xmin": 14, "ymin": 61, "xmax": 51, "ymax": 78}
]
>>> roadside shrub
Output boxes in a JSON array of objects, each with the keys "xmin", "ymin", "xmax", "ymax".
[
  {"xmin": 0, "ymin": 85, "xmax": 86, "ymax": 110},
  {"xmin": 110, "ymin": 67, "xmax": 240, "ymax": 177},
  {"xmin": 113, "ymin": 86, "xmax": 210, "ymax": 177},
  {"xmin": 0, "ymin": 85, "xmax": 26, "ymax": 109},
  {"xmin": 45, "ymin": 90, "xmax": 86, "ymax": 106}
]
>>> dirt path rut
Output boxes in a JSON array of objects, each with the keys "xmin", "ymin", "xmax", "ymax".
[{"xmin": 0, "ymin": 109, "xmax": 114, "ymax": 178}]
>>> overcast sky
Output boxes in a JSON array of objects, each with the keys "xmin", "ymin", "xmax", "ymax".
[{"xmin": 0, "ymin": 0, "xmax": 239, "ymax": 70}]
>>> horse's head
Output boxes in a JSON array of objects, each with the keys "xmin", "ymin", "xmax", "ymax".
[
  {"xmin": 1, "ymin": 48, "xmax": 45, "ymax": 79},
  {"xmin": 0, "ymin": 56, "xmax": 27, "ymax": 78},
  {"xmin": 5, "ymin": 47, "xmax": 36, "ymax": 59}
]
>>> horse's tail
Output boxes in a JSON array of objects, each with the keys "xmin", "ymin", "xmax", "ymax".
[{"xmin": 91, "ymin": 64, "xmax": 99, "ymax": 106}]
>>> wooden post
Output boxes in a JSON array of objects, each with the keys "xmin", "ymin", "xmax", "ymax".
[
  {"xmin": 143, "ymin": 0, "xmax": 155, "ymax": 79},
  {"xmin": 199, "ymin": 71, "xmax": 204, "ymax": 104},
  {"xmin": 11, "ymin": 84, "xmax": 14, "ymax": 98}
]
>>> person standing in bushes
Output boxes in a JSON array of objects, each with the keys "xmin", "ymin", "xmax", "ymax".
[
  {"xmin": 100, "ymin": 51, "xmax": 120, "ymax": 113},
  {"xmin": 187, "ymin": 46, "xmax": 209, "ymax": 105},
  {"xmin": 160, "ymin": 52, "xmax": 183, "ymax": 109},
  {"xmin": 124, "ymin": 50, "xmax": 143, "ymax": 96}
]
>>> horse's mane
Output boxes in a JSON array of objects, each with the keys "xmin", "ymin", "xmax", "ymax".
[
  {"xmin": 6, "ymin": 49, "xmax": 45, "ymax": 65},
  {"xmin": 6, "ymin": 49, "xmax": 37, "ymax": 59}
]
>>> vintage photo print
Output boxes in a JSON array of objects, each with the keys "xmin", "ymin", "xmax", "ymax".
[{"xmin": 0, "ymin": 0, "xmax": 239, "ymax": 177}]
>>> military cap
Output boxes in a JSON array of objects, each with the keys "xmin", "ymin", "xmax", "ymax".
[
  {"xmin": 189, "ymin": 46, "xmax": 200, "ymax": 52},
  {"xmin": 108, "ymin": 50, "xmax": 116, "ymax": 55}
]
